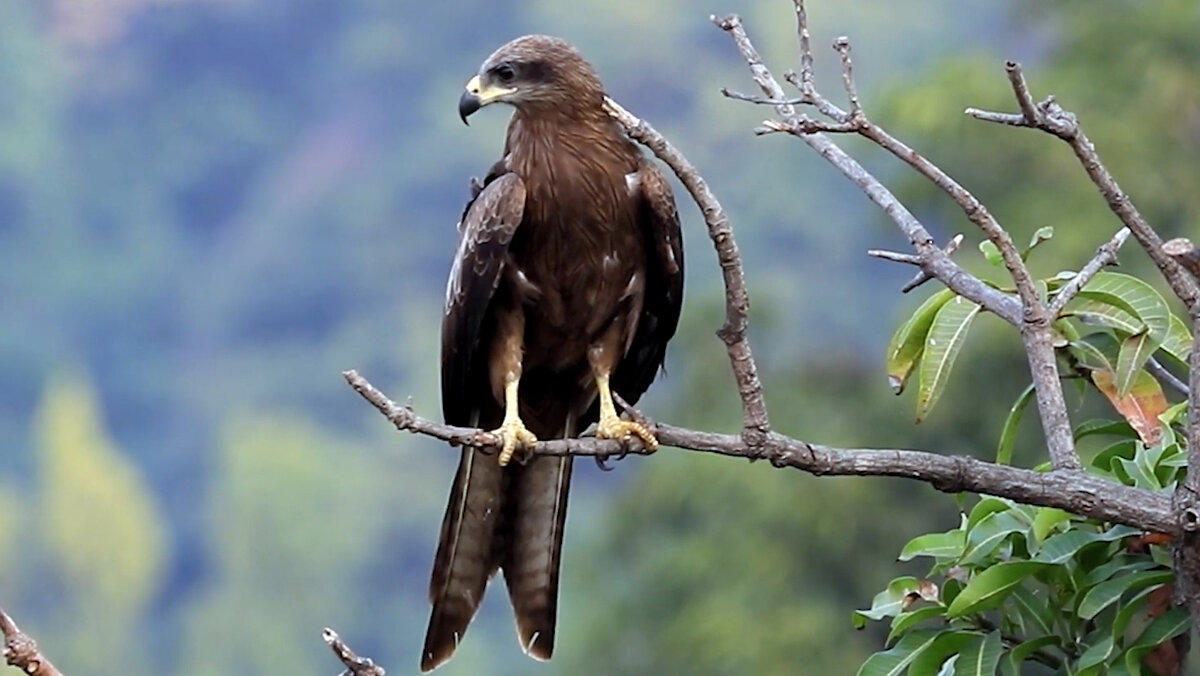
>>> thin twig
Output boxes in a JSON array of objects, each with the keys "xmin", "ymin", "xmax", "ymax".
[
  {"xmin": 1047, "ymin": 228, "xmax": 1130, "ymax": 316},
  {"xmin": 1, "ymin": 607, "xmax": 65, "ymax": 676},
  {"xmin": 899, "ymin": 234, "xmax": 964, "ymax": 294},
  {"xmin": 346, "ymin": 370, "xmax": 1177, "ymax": 534},
  {"xmin": 968, "ymin": 63, "xmax": 1200, "ymax": 311},
  {"xmin": 323, "ymin": 628, "xmax": 386, "ymax": 676},
  {"xmin": 1145, "ymin": 357, "xmax": 1189, "ymax": 397},
  {"xmin": 714, "ymin": 10, "xmax": 1080, "ymax": 472},
  {"xmin": 710, "ymin": 13, "xmax": 1021, "ymax": 327},
  {"xmin": 604, "ymin": 96, "xmax": 771, "ymax": 444}
]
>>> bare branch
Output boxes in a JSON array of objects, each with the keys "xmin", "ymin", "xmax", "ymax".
[
  {"xmin": 1047, "ymin": 227, "xmax": 1130, "ymax": 316},
  {"xmin": 1, "ymin": 607, "xmax": 65, "ymax": 676},
  {"xmin": 1145, "ymin": 357, "xmax": 1189, "ymax": 397},
  {"xmin": 346, "ymin": 371, "xmax": 1176, "ymax": 534},
  {"xmin": 713, "ymin": 12, "xmax": 1080, "ymax": 472},
  {"xmin": 832, "ymin": 37, "xmax": 862, "ymax": 118},
  {"xmin": 1004, "ymin": 61, "xmax": 1041, "ymax": 126},
  {"xmin": 603, "ymin": 96, "xmax": 771, "ymax": 443},
  {"xmin": 1163, "ymin": 238, "xmax": 1200, "ymax": 283},
  {"xmin": 709, "ymin": 13, "xmax": 1021, "ymax": 327},
  {"xmin": 867, "ymin": 249, "xmax": 922, "ymax": 266},
  {"xmin": 968, "ymin": 64, "xmax": 1200, "ymax": 311},
  {"xmin": 323, "ymin": 628, "xmax": 385, "ymax": 676}
]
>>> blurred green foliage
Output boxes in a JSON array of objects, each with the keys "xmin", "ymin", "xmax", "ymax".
[{"xmin": 0, "ymin": 0, "xmax": 1196, "ymax": 674}]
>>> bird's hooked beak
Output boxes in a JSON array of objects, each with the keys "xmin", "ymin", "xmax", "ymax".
[{"xmin": 458, "ymin": 75, "xmax": 516, "ymax": 125}]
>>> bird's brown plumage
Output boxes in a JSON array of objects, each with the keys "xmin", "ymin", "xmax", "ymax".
[{"xmin": 426, "ymin": 35, "xmax": 683, "ymax": 671}]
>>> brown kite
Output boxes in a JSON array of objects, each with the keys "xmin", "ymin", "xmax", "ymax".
[{"xmin": 423, "ymin": 35, "xmax": 684, "ymax": 670}]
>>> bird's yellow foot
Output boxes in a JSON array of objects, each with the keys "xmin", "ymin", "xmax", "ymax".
[
  {"xmin": 596, "ymin": 415, "xmax": 659, "ymax": 452},
  {"xmin": 491, "ymin": 416, "xmax": 537, "ymax": 466}
]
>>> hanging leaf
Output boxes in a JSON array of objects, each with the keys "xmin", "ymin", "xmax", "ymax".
[
  {"xmin": 946, "ymin": 561, "xmax": 1046, "ymax": 618},
  {"xmin": 1075, "ymin": 570, "xmax": 1172, "ymax": 619},
  {"xmin": 1114, "ymin": 331, "xmax": 1159, "ymax": 397},
  {"xmin": 1090, "ymin": 369, "xmax": 1167, "ymax": 445},
  {"xmin": 856, "ymin": 629, "xmax": 943, "ymax": 676},
  {"xmin": 899, "ymin": 531, "xmax": 966, "ymax": 562},
  {"xmin": 916, "ymin": 296, "xmax": 982, "ymax": 422},
  {"xmin": 996, "ymin": 384, "xmax": 1035, "ymax": 465},
  {"xmin": 908, "ymin": 630, "xmax": 979, "ymax": 676},
  {"xmin": 1066, "ymin": 298, "xmax": 1143, "ymax": 333},
  {"xmin": 1159, "ymin": 313, "xmax": 1193, "ymax": 367},
  {"xmin": 886, "ymin": 289, "xmax": 956, "ymax": 394},
  {"xmin": 1077, "ymin": 272, "xmax": 1170, "ymax": 342}
]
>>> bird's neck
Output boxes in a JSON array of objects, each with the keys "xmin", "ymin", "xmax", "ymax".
[{"xmin": 506, "ymin": 109, "xmax": 632, "ymax": 175}]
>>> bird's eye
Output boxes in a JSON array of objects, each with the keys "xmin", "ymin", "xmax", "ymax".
[{"xmin": 493, "ymin": 63, "xmax": 516, "ymax": 84}]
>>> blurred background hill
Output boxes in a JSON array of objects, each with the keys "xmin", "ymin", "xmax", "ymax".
[{"xmin": 1, "ymin": 0, "xmax": 1197, "ymax": 673}]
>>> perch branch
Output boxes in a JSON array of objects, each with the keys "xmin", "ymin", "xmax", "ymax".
[
  {"xmin": 1, "ymin": 607, "xmax": 64, "ymax": 676},
  {"xmin": 604, "ymin": 96, "xmax": 770, "ymax": 444},
  {"xmin": 323, "ymin": 628, "xmax": 385, "ymax": 676},
  {"xmin": 345, "ymin": 370, "xmax": 1176, "ymax": 534}
]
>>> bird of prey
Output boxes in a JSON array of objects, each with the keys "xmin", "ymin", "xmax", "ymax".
[{"xmin": 424, "ymin": 35, "xmax": 684, "ymax": 671}]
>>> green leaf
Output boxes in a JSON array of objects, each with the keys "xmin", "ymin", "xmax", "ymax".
[
  {"xmin": 1031, "ymin": 507, "xmax": 1071, "ymax": 542},
  {"xmin": 854, "ymin": 577, "xmax": 924, "ymax": 626},
  {"xmin": 967, "ymin": 498, "xmax": 1013, "ymax": 532},
  {"xmin": 1085, "ymin": 556, "xmax": 1157, "ymax": 587},
  {"xmin": 1070, "ymin": 334, "xmax": 1119, "ymax": 372},
  {"xmin": 856, "ymin": 629, "xmax": 942, "ymax": 676},
  {"xmin": 888, "ymin": 606, "xmax": 946, "ymax": 644},
  {"xmin": 908, "ymin": 631, "xmax": 980, "ymax": 676},
  {"xmin": 1115, "ymin": 332, "xmax": 1159, "ymax": 397},
  {"xmin": 1004, "ymin": 635, "xmax": 1058, "ymax": 674},
  {"xmin": 900, "ymin": 531, "xmax": 966, "ymax": 562},
  {"xmin": 1116, "ymin": 454, "xmax": 1162, "ymax": 490},
  {"xmin": 1068, "ymin": 297, "xmax": 1144, "ymax": 334},
  {"xmin": 1124, "ymin": 607, "xmax": 1189, "ymax": 671},
  {"xmin": 996, "ymin": 384, "xmax": 1035, "ymax": 465},
  {"xmin": 1010, "ymin": 585, "xmax": 1054, "ymax": 636},
  {"xmin": 887, "ymin": 289, "xmax": 956, "ymax": 394},
  {"xmin": 1093, "ymin": 439, "xmax": 1138, "ymax": 474},
  {"xmin": 1075, "ymin": 634, "xmax": 1114, "ymax": 671},
  {"xmin": 1112, "ymin": 585, "xmax": 1159, "ymax": 639},
  {"xmin": 1074, "ymin": 418, "xmax": 1137, "ymax": 442},
  {"xmin": 961, "ymin": 511, "xmax": 1028, "ymax": 566},
  {"xmin": 1159, "ymin": 312, "xmax": 1193, "ymax": 367},
  {"xmin": 915, "ymin": 296, "xmax": 981, "ymax": 423},
  {"xmin": 1079, "ymin": 272, "xmax": 1171, "ymax": 343},
  {"xmin": 978, "ymin": 240, "xmax": 1003, "ymax": 267},
  {"xmin": 953, "ymin": 631, "xmax": 1002, "ymax": 676},
  {"xmin": 947, "ymin": 561, "xmax": 1046, "ymax": 618},
  {"xmin": 1034, "ymin": 524, "xmax": 1139, "ymax": 564},
  {"xmin": 1076, "ymin": 570, "xmax": 1173, "ymax": 619},
  {"xmin": 1024, "ymin": 226, "xmax": 1054, "ymax": 257}
]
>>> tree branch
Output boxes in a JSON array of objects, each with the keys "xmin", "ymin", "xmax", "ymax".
[
  {"xmin": 345, "ymin": 370, "xmax": 1176, "ymax": 534},
  {"xmin": 709, "ymin": 14, "xmax": 1021, "ymax": 329},
  {"xmin": 1046, "ymin": 227, "xmax": 1130, "ymax": 316},
  {"xmin": 1, "ymin": 607, "xmax": 64, "ymax": 676},
  {"xmin": 967, "ymin": 62, "xmax": 1200, "ymax": 311},
  {"xmin": 713, "ymin": 11, "xmax": 1082, "ymax": 471},
  {"xmin": 603, "ymin": 96, "xmax": 771, "ymax": 444},
  {"xmin": 323, "ymin": 628, "xmax": 385, "ymax": 676}
]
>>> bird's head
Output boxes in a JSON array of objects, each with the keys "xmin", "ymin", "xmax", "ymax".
[{"xmin": 458, "ymin": 35, "xmax": 604, "ymax": 124}]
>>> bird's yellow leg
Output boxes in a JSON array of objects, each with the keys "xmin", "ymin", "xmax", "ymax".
[
  {"xmin": 594, "ymin": 370, "xmax": 659, "ymax": 452},
  {"xmin": 492, "ymin": 376, "xmax": 537, "ymax": 466}
]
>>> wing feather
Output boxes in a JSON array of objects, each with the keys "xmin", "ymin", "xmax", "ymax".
[
  {"xmin": 441, "ymin": 169, "xmax": 526, "ymax": 425},
  {"xmin": 611, "ymin": 159, "xmax": 684, "ymax": 404}
]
